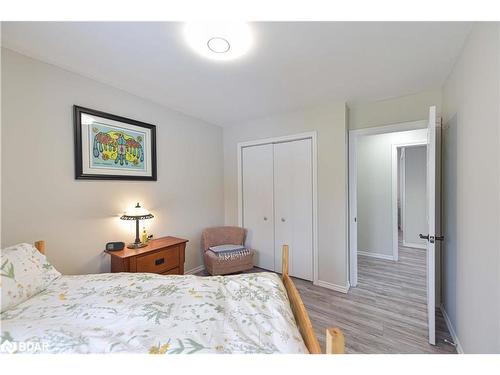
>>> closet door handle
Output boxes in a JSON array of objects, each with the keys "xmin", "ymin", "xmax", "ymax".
[
  {"xmin": 281, "ymin": 218, "xmax": 286, "ymax": 222},
  {"xmin": 263, "ymin": 216, "xmax": 268, "ymax": 221}
]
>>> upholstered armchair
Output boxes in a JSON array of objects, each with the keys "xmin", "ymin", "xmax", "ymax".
[{"xmin": 201, "ymin": 226, "xmax": 254, "ymax": 276}]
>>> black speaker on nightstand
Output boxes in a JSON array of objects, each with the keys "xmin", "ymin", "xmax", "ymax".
[{"xmin": 105, "ymin": 242, "xmax": 125, "ymax": 251}]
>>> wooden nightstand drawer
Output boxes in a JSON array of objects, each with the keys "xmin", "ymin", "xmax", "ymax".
[
  {"xmin": 105, "ymin": 236, "xmax": 188, "ymax": 275},
  {"xmin": 136, "ymin": 246, "xmax": 179, "ymax": 273}
]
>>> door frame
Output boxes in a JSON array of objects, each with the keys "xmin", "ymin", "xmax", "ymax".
[
  {"xmin": 237, "ymin": 131, "xmax": 319, "ymax": 284},
  {"xmin": 348, "ymin": 120, "xmax": 427, "ymax": 287},
  {"xmin": 391, "ymin": 142, "xmax": 428, "ymax": 261}
]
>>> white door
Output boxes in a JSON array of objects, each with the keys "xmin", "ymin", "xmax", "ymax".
[
  {"xmin": 242, "ymin": 144, "xmax": 275, "ymax": 270},
  {"xmin": 425, "ymin": 106, "xmax": 437, "ymax": 345},
  {"xmin": 273, "ymin": 139, "xmax": 313, "ymax": 280}
]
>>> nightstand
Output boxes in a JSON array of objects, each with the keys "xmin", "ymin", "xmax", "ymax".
[{"xmin": 104, "ymin": 236, "xmax": 188, "ymax": 275}]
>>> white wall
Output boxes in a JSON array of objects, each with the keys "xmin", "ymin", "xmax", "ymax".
[
  {"xmin": 1, "ymin": 48, "xmax": 225, "ymax": 275},
  {"xmin": 442, "ymin": 23, "xmax": 500, "ymax": 353},
  {"xmin": 403, "ymin": 146, "xmax": 427, "ymax": 247},
  {"xmin": 349, "ymin": 90, "xmax": 442, "ymax": 130},
  {"xmin": 357, "ymin": 129, "xmax": 427, "ymax": 257},
  {"xmin": 223, "ymin": 103, "xmax": 349, "ymax": 290}
]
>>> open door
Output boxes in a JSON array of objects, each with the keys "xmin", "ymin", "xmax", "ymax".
[
  {"xmin": 427, "ymin": 106, "xmax": 437, "ymax": 346},
  {"xmin": 420, "ymin": 106, "xmax": 437, "ymax": 345}
]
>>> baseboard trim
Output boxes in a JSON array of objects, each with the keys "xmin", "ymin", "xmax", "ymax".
[
  {"xmin": 440, "ymin": 304, "xmax": 464, "ymax": 354},
  {"xmin": 358, "ymin": 250, "xmax": 395, "ymax": 261},
  {"xmin": 403, "ymin": 241, "xmax": 426, "ymax": 249},
  {"xmin": 185, "ymin": 265, "xmax": 205, "ymax": 275},
  {"xmin": 315, "ymin": 280, "xmax": 349, "ymax": 294}
]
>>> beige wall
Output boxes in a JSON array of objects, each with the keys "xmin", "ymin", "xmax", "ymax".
[
  {"xmin": 349, "ymin": 90, "xmax": 442, "ymax": 130},
  {"xmin": 1, "ymin": 48, "xmax": 224, "ymax": 275},
  {"xmin": 441, "ymin": 23, "xmax": 500, "ymax": 353},
  {"xmin": 357, "ymin": 129, "xmax": 427, "ymax": 257},
  {"xmin": 223, "ymin": 103, "xmax": 349, "ymax": 289}
]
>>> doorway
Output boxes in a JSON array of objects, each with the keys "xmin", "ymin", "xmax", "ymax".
[
  {"xmin": 348, "ymin": 107, "xmax": 440, "ymax": 346},
  {"xmin": 394, "ymin": 143, "xmax": 428, "ymax": 259},
  {"xmin": 349, "ymin": 121, "xmax": 428, "ymax": 285}
]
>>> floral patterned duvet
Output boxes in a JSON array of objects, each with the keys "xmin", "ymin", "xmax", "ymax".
[{"xmin": 0, "ymin": 272, "xmax": 308, "ymax": 354}]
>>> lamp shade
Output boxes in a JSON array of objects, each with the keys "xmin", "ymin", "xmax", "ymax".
[{"xmin": 120, "ymin": 203, "xmax": 154, "ymax": 221}]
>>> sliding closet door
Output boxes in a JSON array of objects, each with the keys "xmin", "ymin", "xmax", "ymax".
[
  {"xmin": 273, "ymin": 139, "xmax": 313, "ymax": 280},
  {"xmin": 242, "ymin": 144, "xmax": 275, "ymax": 271}
]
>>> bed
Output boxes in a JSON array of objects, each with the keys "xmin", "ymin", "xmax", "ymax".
[{"xmin": 0, "ymin": 241, "xmax": 343, "ymax": 354}]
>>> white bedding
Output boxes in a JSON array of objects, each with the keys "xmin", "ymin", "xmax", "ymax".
[{"xmin": 0, "ymin": 272, "xmax": 308, "ymax": 354}]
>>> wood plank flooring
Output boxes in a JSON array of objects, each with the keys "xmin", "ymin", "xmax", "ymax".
[{"xmin": 197, "ymin": 242, "xmax": 456, "ymax": 354}]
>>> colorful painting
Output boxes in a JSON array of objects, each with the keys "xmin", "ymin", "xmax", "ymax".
[
  {"xmin": 74, "ymin": 106, "xmax": 157, "ymax": 180},
  {"xmin": 90, "ymin": 123, "xmax": 146, "ymax": 170}
]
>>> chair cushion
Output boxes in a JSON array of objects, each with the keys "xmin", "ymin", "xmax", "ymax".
[{"xmin": 208, "ymin": 244, "xmax": 246, "ymax": 253}]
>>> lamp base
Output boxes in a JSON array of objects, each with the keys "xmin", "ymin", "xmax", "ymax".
[{"xmin": 127, "ymin": 242, "xmax": 148, "ymax": 249}]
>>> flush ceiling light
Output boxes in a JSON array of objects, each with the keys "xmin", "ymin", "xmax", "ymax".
[
  {"xmin": 207, "ymin": 37, "xmax": 230, "ymax": 53},
  {"xmin": 184, "ymin": 22, "xmax": 253, "ymax": 61}
]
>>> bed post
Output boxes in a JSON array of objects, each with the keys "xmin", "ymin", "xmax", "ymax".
[
  {"xmin": 34, "ymin": 240, "xmax": 45, "ymax": 254},
  {"xmin": 281, "ymin": 245, "xmax": 345, "ymax": 354},
  {"xmin": 282, "ymin": 244, "xmax": 289, "ymax": 277},
  {"xmin": 326, "ymin": 327, "xmax": 345, "ymax": 354}
]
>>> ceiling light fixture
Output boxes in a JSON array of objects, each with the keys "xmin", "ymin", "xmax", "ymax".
[
  {"xmin": 207, "ymin": 37, "xmax": 230, "ymax": 53},
  {"xmin": 184, "ymin": 22, "xmax": 253, "ymax": 61}
]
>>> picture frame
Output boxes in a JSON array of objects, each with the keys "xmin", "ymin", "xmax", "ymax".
[{"xmin": 74, "ymin": 105, "xmax": 157, "ymax": 181}]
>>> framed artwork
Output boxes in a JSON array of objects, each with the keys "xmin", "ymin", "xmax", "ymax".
[{"xmin": 74, "ymin": 105, "xmax": 157, "ymax": 180}]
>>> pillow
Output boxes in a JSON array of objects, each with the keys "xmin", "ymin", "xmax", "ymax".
[{"xmin": 1, "ymin": 243, "xmax": 61, "ymax": 313}]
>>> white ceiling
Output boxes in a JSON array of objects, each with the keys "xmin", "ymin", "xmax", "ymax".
[{"xmin": 1, "ymin": 22, "xmax": 472, "ymax": 127}]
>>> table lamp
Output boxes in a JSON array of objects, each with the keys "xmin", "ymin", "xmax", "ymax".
[{"xmin": 120, "ymin": 202, "xmax": 154, "ymax": 249}]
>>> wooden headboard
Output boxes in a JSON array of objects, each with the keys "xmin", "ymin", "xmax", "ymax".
[{"xmin": 34, "ymin": 240, "xmax": 45, "ymax": 254}]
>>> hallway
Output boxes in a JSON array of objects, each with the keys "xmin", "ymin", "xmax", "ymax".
[{"xmin": 293, "ymin": 243, "xmax": 456, "ymax": 353}]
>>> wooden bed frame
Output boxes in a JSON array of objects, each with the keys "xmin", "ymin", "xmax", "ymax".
[
  {"xmin": 281, "ymin": 244, "xmax": 344, "ymax": 354},
  {"xmin": 33, "ymin": 240, "xmax": 344, "ymax": 354}
]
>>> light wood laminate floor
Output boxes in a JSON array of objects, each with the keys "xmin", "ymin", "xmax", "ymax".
[{"xmin": 197, "ymin": 242, "xmax": 456, "ymax": 354}]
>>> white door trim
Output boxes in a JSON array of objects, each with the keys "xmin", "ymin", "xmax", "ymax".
[
  {"xmin": 348, "ymin": 131, "xmax": 358, "ymax": 287},
  {"xmin": 399, "ymin": 148, "xmax": 405, "ymax": 244},
  {"xmin": 427, "ymin": 105, "xmax": 437, "ymax": 345},
  {"xmin": 391, "ymin": 141, "xmax": 427, "ymax": 261},
  {"xmin": 237, "ymin": 132, "xmax": 319, "ymax": 285},
  {"xmin": 348, "ymin": 120, "xmax": 427, "ymax": 287}
]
